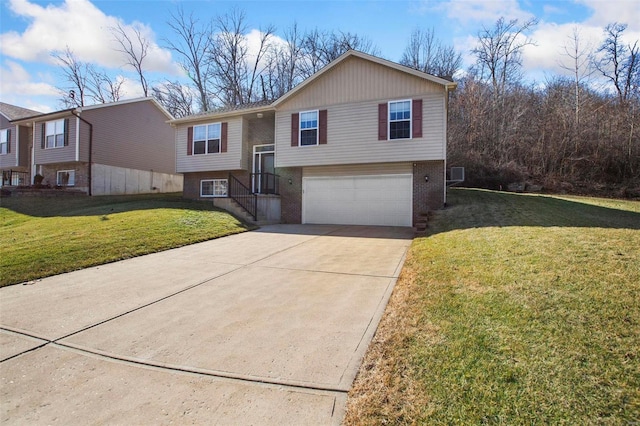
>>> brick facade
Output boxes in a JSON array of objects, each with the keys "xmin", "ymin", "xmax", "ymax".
[
  {"xmin": 40, "ymin": 162, "xmax": 89, "ymax": 193},
  {"xmin": 412, "ymin": 160, "xmax": 445, "ymax": 225},
  {"xmin": 183, "ymin": 170, "xmax": 250, "ymax": 200},
  {"xmin": 276, "ymin": 167, "xmax": 302, "ymax": 224}
]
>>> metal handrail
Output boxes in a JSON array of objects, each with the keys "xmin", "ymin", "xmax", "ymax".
[
  {"xmin": 250, "ymin": 172, "xmax": 280, "ymax": 195},
  {"xmin": 228, "ymin": 173, "xmax": 257, "ymax": 221},
  {"xmin": 2, "ymin": 170, "xmax": 29, "ymax": 186}
]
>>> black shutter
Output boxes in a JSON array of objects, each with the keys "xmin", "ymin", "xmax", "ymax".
[{"xmin": 64, "ymin": 118, "xmax": 69, "ymax": 146}]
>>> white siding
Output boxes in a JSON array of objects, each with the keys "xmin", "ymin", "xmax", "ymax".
[
  {"xmin": 275, "ymin": 94, "xmax": 445, "ymax": 168},
  {"xmin": 176, "ymin": 117, "xmax": 244, "ymax": 173}
]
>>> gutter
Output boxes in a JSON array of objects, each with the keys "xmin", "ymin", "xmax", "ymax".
[{"xmin": 71, "ymin": 109, "xmax": 93, "ymax": 196}]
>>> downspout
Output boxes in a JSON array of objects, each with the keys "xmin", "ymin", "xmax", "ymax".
[{"xmin": 71, "ymin": 109, "xmax": 93, "ymax": 196}]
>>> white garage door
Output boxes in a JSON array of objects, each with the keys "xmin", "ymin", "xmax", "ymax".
[{"xmin": 302, "ymin": 174, "xmax": 413, "ymax": 226}]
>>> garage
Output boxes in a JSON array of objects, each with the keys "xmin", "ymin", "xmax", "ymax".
[{"xmin": 302, "ymin": 174, "xmax": 413, "ymax": 226}]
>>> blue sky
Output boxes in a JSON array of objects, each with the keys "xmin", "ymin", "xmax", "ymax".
[{"xmin": 1, "ymin": 0, "xmax": 639, "ymax": 112}]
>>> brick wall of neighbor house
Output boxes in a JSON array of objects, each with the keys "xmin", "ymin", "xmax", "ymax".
[
  {"xmin": 40, "ymin": 162, "xmax": 89, "ymax": 191},
  {"xmin": 276, "ymin": 167, "xmax": 302, "ymax": 223},
  {"xmin": 183, "ymin": 170, "xmax": 250, "ymax": 200},
  {"xmin": 412, "ymin": 160, "xmax": 445, "ymax": 224}
]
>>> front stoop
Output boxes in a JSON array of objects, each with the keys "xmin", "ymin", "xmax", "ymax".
[
  {"xmin": 213, "ymin": 196, "xmax": 281, "ymax": 226},
  {"xmin": 413, "ymin": 211, "xmax": 431, "ymax": 236}
]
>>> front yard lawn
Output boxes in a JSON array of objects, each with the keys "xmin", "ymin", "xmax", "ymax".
[
  {"xmin": 345, "ymin": 188, "xmax": 640, "ymax": 424},
  {"xmin": 0, "ymin": 193, "xmax": 252, "ymax": 287}
]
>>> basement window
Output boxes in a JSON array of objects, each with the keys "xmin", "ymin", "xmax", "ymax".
[
  {"xmin": 57, "ymin": 170, "xmax": 75, "ymax": 186},
  {"xmin": 201, "ymin": 179, "xmax": 227, "ymax": 197}
]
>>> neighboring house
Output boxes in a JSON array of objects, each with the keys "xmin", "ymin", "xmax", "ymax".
[
  {"xmin": 171, "ymin": 50, "xmax": 456, "ymax": 227},
  {"xmin": 0, "ymin": 102, "xmax": 41, "ymax": 187},
  {"xmin": 10, "ymin": 98, "xmax": 183, "ymax": 195}
]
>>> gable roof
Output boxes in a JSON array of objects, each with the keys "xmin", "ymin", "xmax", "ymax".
[
  {"xmin": 11, "ymin": 97, "xmax": 174, "ymax": 124},
  {"xmin": 0, "ymin": 102, "xmax": 42, "ymax": 121},
  {"xmin": 169, "ymin": 100, "xmax": 275, "ymax": 125},
  {"xmin": 272, "ymin": 50, "xmax": 457, "ymax": 107}
]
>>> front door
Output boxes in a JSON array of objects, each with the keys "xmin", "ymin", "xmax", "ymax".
[{"xmin": 252, "ymin": 144, "xmax": 275, "ymax": 194}]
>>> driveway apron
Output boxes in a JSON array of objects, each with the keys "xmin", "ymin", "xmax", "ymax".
[{"xmin": 1, "ymin": 224, "xmax": 413, "ymax": 425}]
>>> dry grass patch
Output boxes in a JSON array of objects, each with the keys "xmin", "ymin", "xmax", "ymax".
[{"xmin": 344, "ymin": 189, "xmax": 640, "ymax": 425}]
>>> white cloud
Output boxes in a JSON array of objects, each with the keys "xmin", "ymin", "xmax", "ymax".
[
  {"xmin": 522, "ymin": 22, "xmax": 603, "ymax": 77},
  {"xmin": 0, "ymin": 0, "xmax": 179, "ymax": 75},
  {"xmin": 0, "ymin": 60, "xmax": 58, "ymax": 98},
  {"xmin": 577, "ymin": 0, "xmax": 640, "ymax": 31},
  {"xmin": 440, "ymin": 0, "xmax": 534, "ymax": 25}
]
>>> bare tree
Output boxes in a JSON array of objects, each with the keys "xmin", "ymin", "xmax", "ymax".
[
  {"xmin": 87, "ymin": 68, "xmax": 124, "ymax": 104},
  {"xmin": 52, "ymin": 46, "xmax": 89, "ymax": 107},
  {"xmin": 165, "ymin": 6, "xmax": 213, "ymax": 112},
  {"xmin": 299, "ymin": 29, "xmax": 379, "ymax": 78},
  {"xmin": 400, "ymin": 28, "xmax": 462, "ymax": 78},
  {"xmin": 472, "ymin": 17, "xmax": 538, "ymax": 98},
  {"xmin": 594, "ymin": 23, "xmax": 639, "ymax": 103},
  {"xmin": 559, "ymin": 27, "xmax": 595, "ymax": 127},
  {"xmin": 263, "ymin": 23, "xmax": 304, "ymax": 99},
  {"xmin": 152, "ymin": 81, "xmax": 194, "ymax": 118},
  {"xmin": 112, "ymin": 23, "xmax": 150, "ymax": 96},
  {"xmin": 209, "ymin": 8, "xmax": 275, "ymax": 106}
]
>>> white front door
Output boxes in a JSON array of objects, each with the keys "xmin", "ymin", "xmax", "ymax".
[{"xmin": 252, "ymin": 144, "xmax": 275, "ymax": 194}]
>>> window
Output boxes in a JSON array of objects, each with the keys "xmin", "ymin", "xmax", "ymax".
[
  {"xmin": 389, "ymin": 100, "xmax": 411, "ymax": 140},
  {"xmin": 0, "ymin": 129, "xmax": 8, "ymax": 155},
  {"xmin": 57, "ymin": 170, "xmax": 75, "ymax": 186},
  {"xmin": 200, "ymin": 179, "xmax": 227, "ymax": 197},
  {"xmin": 299, "ymin": 110, "xmax": 318, "ymax": 146},
  {"xmin": 193, "ymin": 123, "xmax": 221, "ymax": 155},
  {"xmin": 45, "ymin": 119, "xmax": 65, "ymax": 148}
]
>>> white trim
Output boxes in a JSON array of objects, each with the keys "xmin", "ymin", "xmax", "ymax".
[
  {"xmin": 44, "ymin": 119, "xmax": 65, "ymax": 149},
  {"xmin": 75, "ymin": 116, "xmax": 80, "ymax": 161},
  {"xmin": 31, "ymin": 122, "xmax": 36, "ymax": 183},
  {"xmin": 299, "ymin": 109, "xmax": 319, "ymax": 146},
  {"xmin": 192, "ymin": 122, "xmax": 222, "ymax": 155},
  {"xmin": 0, "ymin": 128, "xmax": 8, "ymax": 155},
  {"xmin": 200, "ymin": 178, "xmax": 228, "ymax": 198},
  {"xmin": 56, "ymin": 169, "xmax": 75, "ymax": 186},
  {"xmin": 388, "ymin": 99, "xmax": 412, "ymax": 141},
  {"xmin": 252, "ymin": 144, "xmax": 276, "ymax": 193}
]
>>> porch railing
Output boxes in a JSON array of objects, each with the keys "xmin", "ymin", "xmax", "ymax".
[
  {"xmin": 1, "ymin": 170, "xmax": 29, "ymax": 186},
  {"xmin": 228, "ymin": 173, "xmax": 257, "ymax": 221},
  {"xmin": 250, "ymin": 172, "xmax": 280, "ymax": 195}
]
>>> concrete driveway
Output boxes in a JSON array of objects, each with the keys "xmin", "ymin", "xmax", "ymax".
[{"xmin": 0, "ymin": 224, "xmax": 413, "ymax": 425}]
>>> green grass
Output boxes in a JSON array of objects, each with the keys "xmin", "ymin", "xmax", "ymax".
[
  {"xmin": 0, "ymin": 193, "xmax": 252, "ymax": 287},
  {"xmin": 345, "ymin": 188, "xmax": 640, "ymax": 425}
]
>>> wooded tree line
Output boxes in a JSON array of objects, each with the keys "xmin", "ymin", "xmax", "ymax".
[{"xmin": 54, "ymin": 9, "xmax": 639, "ymax": 195}]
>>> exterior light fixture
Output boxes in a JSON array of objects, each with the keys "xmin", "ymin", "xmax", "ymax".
[
  {"xmin": 424, "ymin": 175, "xmax": 429, "ymax": 182},
  {"xmin": 288, "ymin": 178, "xmax": 293, "ymax": 185},
  {"xmin": 257, "ymin": 113, "xmax": 264, "ymax": 118}
]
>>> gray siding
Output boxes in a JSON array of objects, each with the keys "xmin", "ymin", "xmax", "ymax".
[
  {"xmin": 83, "ymin": 100, "xmax": 175, "ymax": 174},
  {"xmin": 33, "ymin": 115, "xmax": 78, "ymax": 165},
  {"xmin": 175, "ymin": 116, "xmax": 244, "ymax": 173},
  {"xmin": 275, "ymin": 94, "xmax": 445, "ymax": 168},
  {"xmin": 0, "ymin": 116, "xmax": 16, "ymax": 168}
]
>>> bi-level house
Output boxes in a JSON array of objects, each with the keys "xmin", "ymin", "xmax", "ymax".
[
  {"xmin": 171, "ymin": 50, "xmax": 456, "ymax": 227},
  {"xmin": 0, "ymin": 102, "xmax": 41, "ymax": 187},
  {"xmin": 9, "ymin": 97, "xmax": 182, "ymax": 195}
]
